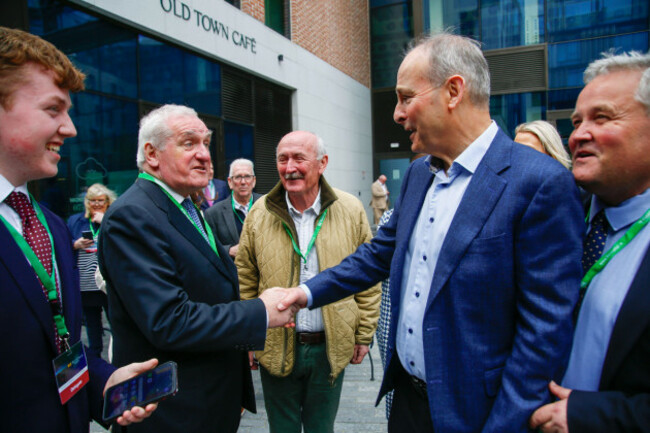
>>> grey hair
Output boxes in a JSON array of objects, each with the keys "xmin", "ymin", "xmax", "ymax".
[
  {"xmin": 584, "ymin": 50, "xmax": 650, "ymax": 115},
  {"xmin": 407, "ymin": 32, "xmax": 491, "ymax": 109},
  {"xmin": 229, "ymin": 158, "xmax": 255, "ymax": 177},
  {"xmin": 84, "ymin": 183, "xmax": 117, "ymax": 218},
  {"xmin": 515, "ymin": 120, "xmax": 571, "ymax": 169},
  {"xmin": 136, "ymin": 104, "xmax": 199, "ymax": 169}
]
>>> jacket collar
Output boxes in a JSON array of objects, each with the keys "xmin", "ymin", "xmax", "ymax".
[{"xmin": 265, "ymin": 176, "xmax": 338, "ymax": 231}]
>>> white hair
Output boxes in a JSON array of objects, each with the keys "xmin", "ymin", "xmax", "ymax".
[
  {"xmin": 136, "ymin": 104, "xmax": 199, "ymax": 170},
  {"xmin": 229, "ymin": 158, "xmax": 255, "ymax": 177},
  {"xmin": 407, "ymin": 31, "xmax": 491, "ymax": 109},
  {"xmin": 584, "ymin": 50, "xmax": 650, "ymax": 115}
]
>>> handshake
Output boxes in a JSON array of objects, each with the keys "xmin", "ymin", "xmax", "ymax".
[{"xmin": 259, "ymin": 287, "xmax": 308, "ymax": 328}]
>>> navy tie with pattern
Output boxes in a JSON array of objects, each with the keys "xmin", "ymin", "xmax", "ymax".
[
  {"xmin": 181, "ymin": 198, "xmax": 209, "ymax": 242},
  {"xmin": 575, "ymin": 210, "xmax": 609, "ymax": 318},
  {"xmin": 6, "ymin": 191, "xmax": 64, "ymax": 353}
]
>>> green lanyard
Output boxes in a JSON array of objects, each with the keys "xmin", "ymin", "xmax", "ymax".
[
  {"xmin": 231, "ymin": 194, "xmax": 253, "ymax": 225},
  {"xmin": 88, "ymin": 219, "xmax": 99, "ymax": 241},
  {"xmin": 138, "ymin": 173, "xmax": 219, "ymax": 257},
  {"xmin": 282, "ymin": 209, "xmax": 328, "ymax": 265},
  {"xmin": 0, "ymin": 196, "xmax": 69, "ymax": 346},
  {"xmin": 581, "ymin": 207, "xmax": 650, "ymax": 290}
]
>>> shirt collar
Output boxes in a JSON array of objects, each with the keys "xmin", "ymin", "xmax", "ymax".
[
  {"xmin": 143, "ymin": 173, "xmax": 186, "ymax": 203},
  {"xmin": 0, "ymin": 173, "xmax": 30, "ymax": 204},
  {"xmin": 590, "ymin": 187, "xmax": 650, "ymax": 232},
  {"xmin": 286, "ymin": 189, "xmax": 322, "ymax": 217},
  {"xmin": 426, "ymin": 120, "xmax": 497, "ymax": 177},
  {"xmin": 233, "ymin": 194, "xmax": 251, "ymax": 212}
]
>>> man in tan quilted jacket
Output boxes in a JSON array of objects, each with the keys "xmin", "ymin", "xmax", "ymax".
[{"xmin": 236, "ymin": 130, "xmax": 380, "ymax": 433}]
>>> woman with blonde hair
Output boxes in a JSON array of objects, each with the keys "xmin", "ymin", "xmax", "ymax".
[
  {"xmin": 514, "ymin": 120, "xmax": 571, "ymax": 169},
  {"xmin": 67, "ymin": 183, "xmax": 117, "ymax": 358}
]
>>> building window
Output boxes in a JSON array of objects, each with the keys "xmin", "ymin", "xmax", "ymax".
[
  {"xmin": 548, "ymin": 31, "xmax": 649, "ymax": 89},
  {"xmin": 547, "ymin": 0, "xmax": 649, "ymax": 43},
  {"xmin": 490, "ymin": 91, "xmax": 546, "ymax": 137},
  {"xmin": 265, "ymin": 0, "xmax": 289, "ymax": 37},
  {"xmin": 481, "ymin": 0, "xmax": 544, "ymax": 49},
  {"xmin": 371, "ymin": 1, "xmax": 413, "ymax": 89},
  {"xmin": 424, "ymin": 0, "xmax": 479, "ymax": 41},
  {"xmin": 224, "ymin": 0, "xmax": 241, "ymax": 8}
]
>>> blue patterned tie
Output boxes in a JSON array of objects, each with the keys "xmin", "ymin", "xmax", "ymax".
[
  {"xmin": 181, "ymin": 198, "xmax": 209, "ymax": 242},
  {"xmin": 575, "ymin": 210, "xmax": 608, "ymax": 318}
]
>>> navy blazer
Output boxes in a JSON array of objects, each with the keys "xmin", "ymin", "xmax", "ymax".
[
  {"xmin": 98, "ymin": 178, "xmax": 267, "ymax": 433},
  {"xmin": 568, "ymin": 244, "xmax": 650, "ymax": 432},
  {"xmin": 0, "ymin": 203, "xmax": 113, "ymax": 433},
  {"xmin": 307, "ymin": 129, "xmax": 585, "ymax": 433},
  {"xmin": 204, "ymin": 192, "xmax": 262, "ymax": 253}
]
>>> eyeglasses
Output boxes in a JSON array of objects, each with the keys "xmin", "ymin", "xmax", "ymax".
[
  {"xmin": 232, "ymin": 175, "xmax": 254, "ymax": 182},
  {"xmin": 89, "ymin": 199, "xmax": 107, "ymax": 205}
]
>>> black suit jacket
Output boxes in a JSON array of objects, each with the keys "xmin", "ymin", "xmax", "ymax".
[
  {"xmin": 98, "ymin": 179, "xmax": 267, "ymax": 433},
  {"xmin": 568, "ymin": 244, "xmax": 650, "ymax": 432},
  {"xmin": 0, "ymin": 202, "xmax": 113, "ymax": 433},
  {"xmin": 204, "ymin": 192, "xmax": 262, "ymax": 253}
]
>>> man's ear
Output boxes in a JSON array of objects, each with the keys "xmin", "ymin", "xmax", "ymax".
[
  {"xmin": 318, "ymin": 154, "xmax": 329, "ymax": 174},
  {"xmin": 144, "ymin": 142, "xmax": 159, "ymax": 168},
  {"xmin": 446, "ymin": 75, "xmax": 466, "ymax": 110}
]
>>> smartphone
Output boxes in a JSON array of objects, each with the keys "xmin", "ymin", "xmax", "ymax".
[
  {"xmin": 81, "ymin": 230, "xmax": 93, "ymax": 240},
  {"xmin": 102, "ymin": 361, "xmax": 178, "ymax": 423}
]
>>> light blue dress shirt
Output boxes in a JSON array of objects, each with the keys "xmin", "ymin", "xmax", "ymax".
[
  {"xmin": 397, "ymin": 122, "xmax": 497, "ymax": 380},
  {"xmin": 563, "ymin": 187, "xmax": 650, "ymax": 390}
]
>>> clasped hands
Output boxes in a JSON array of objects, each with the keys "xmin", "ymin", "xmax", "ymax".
[{"xmin": 259, "ymin": 286, "xmax": 308, "ymax": 328}]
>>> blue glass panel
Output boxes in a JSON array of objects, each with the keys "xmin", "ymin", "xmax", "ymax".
[
  {"xmin": 548, "ymin": 0, "xmax": 649, "ymax": 42},
  {"xmin": 490, "ymin": 92, "xmax": 546, "ymax": 137},
  {"xmin": 424, "ymin": 0, "xmax": 479, "ymax": 40},
  {"xmin": 548, "ymin": 88, "xmax": 582, "ymax": 111},
  {"xmin": 28, "ymin": 3, "xmax": 137, "ymax": 98},
  {"xmin": 371, "ymin": 2, "xmax": 413, "ymax": 88},
  {"xmin": 481, "ymin": 0, "xmax": 544, "ymax": 49},
  {"xmin": 139, "ymin": 36, "xmax": 222, "ymax": 116},
  {"xmin": 224, "ymin": 122, "xmax": 254, "ymax": 169},
  {"xmin": 371, "ymin": 0, "xmax": 407, "ymax": 7},
  {"xmin": 549, "ymin": 32, "xmax": 649, "ymax": 89},
  {"xmin": 379, "ymin": 158, "xmax": 411, "ymax": 207}
]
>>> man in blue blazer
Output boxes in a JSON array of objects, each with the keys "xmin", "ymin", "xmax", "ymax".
[
  {"xmin": 0, "ymin": 27, "xmax": 157, "ymax": 433},
  {"xmin": 530, "ymin": 51, "xmax": 650, "ymax": 433},
  {"xmin": 98, "ymin": 104, "xmax": 297, "ymax": 432},
  {"xmin": 277, "ymin": 32, "xmax": 584, "ymax": 433}
]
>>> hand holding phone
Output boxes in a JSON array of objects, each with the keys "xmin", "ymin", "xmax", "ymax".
[
  {"xmin": 81, "ymin": 230, "xmax": 93, "ymax": 240},
  {"xmin": 103, "ymin": 360, "xmax": 178, "ymax": 424}
]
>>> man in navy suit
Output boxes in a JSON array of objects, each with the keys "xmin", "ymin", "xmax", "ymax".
[
  {"xmin": 530, "ymin": 51, "xmax": 650, "ymax": 433},
  {"xmin": 0, "ymin": 27, "xmax": 157, "ymax": 433},
  {"xmin": 98, "ymin": 104, "xmax": 297, "ymax": 432},
  {"xmin": 204, "ymin": 158, "xmax": 262, "ymax": 258},
  {"xmin": 276, "ymin": 32, "xmax": 584, "ymax": 433}
]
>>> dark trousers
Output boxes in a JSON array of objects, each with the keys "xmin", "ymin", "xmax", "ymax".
[
  {"xmin": 260, "ymin": 342, "xmax": 344, "ymax": 433},
  {"xmin": 83, "ymin": 305, "xmax": 104, "ymax": 358},
  {"xmin": 388, "ymin": 361, "xmax": 435, "ymax": 433}
]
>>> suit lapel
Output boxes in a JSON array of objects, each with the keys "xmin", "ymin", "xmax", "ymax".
[
  {"xmin": 0, "ymin": 222, "xmax": 58, "ymax": 352},
  {"xmin": 599, "ymin": 244, "xmax": 650, "ymax": 388},
  {"xmin": 222, "ymin": 204, "xmax": 240, "ymax": 242},
  {"xmin": 426, "ymin": 131, "xmax": 510, "ymax": 309},
  {"xmin": 140, "ymin": 180, "xmax": 238, "ymax": 288}
]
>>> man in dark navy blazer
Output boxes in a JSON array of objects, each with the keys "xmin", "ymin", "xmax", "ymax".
[
  {"xmin": 530, "ymin": 51, "xmax": 650, "ymax": 433},
  {"xmin": 277, "ymin": 32, "xmax": 584, "ymax": 433},
  {"xmin": 98, "ymin": 104, "xmax": 297, "ymax": 433},
  {"xmin": 0, "ymin": 27, "xmax": 157, "ymax": 433},
  {"xmin": 204, "ymin": 158, "xmax": 262, "ymax": 258}
]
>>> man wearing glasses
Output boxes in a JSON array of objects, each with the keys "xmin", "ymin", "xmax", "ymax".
[{"xmin": 205, "ymin": 159, "xmax": 262, "ymax": 258}]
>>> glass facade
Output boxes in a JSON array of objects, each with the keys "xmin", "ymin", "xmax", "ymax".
[
  {"xmin": 418, "ymin": 0, "xmax": 649, "ymax": 135},
  {"xmin": 371, "ymin": 1, "xmax": 413, "ymax": 88},
  {"xmin": 21, "ymin": 0, "xmax": 291, "ymax": 218}
]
